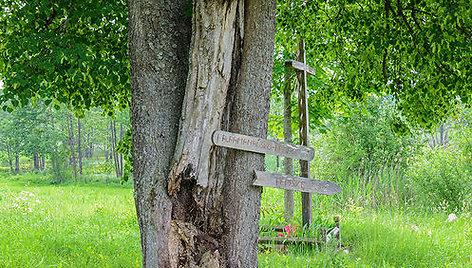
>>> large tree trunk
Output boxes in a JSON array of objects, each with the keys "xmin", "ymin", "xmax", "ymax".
[
  {"xmin": 129, "ymin": 0, "xmax": 190, "ymax": 266},
  {"xmin": 129, "ymin": 0, "xmax": 275, "ymax": 267}
]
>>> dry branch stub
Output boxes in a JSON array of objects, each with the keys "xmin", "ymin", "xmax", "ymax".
[
  {"xmin": 212, "ymin": 130, "xmax": 314, "ymax": 161},
  {"xmin": 253, "ymin": 171, "xmax": 342, "ymax": 195}
]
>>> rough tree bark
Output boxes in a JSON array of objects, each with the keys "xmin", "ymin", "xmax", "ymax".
[{"xmin": 129, "ymin": 0, "xmax": 276, "ymax": 267}]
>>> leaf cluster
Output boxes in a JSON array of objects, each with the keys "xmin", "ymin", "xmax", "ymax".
[
  {"xmin": 0, "ymin": 0, "xmax": 130, "ymax": 114},
  {"xmin": 275, "ymin": 0, "xmax": 472, "ymax": 128}
]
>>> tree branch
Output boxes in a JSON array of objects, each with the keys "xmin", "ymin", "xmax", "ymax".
[
  {"xmin": 44, "ymin": 8, "xmax": 56, "ymax": 29},
  {"xmin": 411, "ymin": 8, "xmax": 422, "ymax": 32},
  {"xmin": 397, "ymin": 0, "xmax": 415, "ymax": 44}
]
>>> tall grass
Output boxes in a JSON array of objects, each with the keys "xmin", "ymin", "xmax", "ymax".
[
  {"xmin": 0, "ymin": 173, "xmax": 141, "ymax": 267},
  {"xmin": 259, "ymin": 186, "xmax": 472, "ymax": 267}
]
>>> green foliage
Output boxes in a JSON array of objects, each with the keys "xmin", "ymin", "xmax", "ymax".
[
  {"xmin": 0, "ymin": 0, "xmax": 130, "ymax": 113},
  {"xmin": 117, "ymin": 127, "xmax": 133, "ymax": 182},
  {"xmin": 313, "ymin": 96, "xmax": 422, "ymax": 181},
  {"xmin": 407, "ymin": 147, "xmax": 472, "ymax": 212},
  {"xmin": 0, "ymin": 174, "xmax": 140, "ymax": 267},
  {"xmin": 275, "ymin": 0, "xmax": 472, "ymax": 127},
  {"xmin": 49, "ymin": 151, "xmax": 66, "ymax": 183},
  {"xmin": 259, "ymin": 186, "xmax": 472, "ymax": 268}
]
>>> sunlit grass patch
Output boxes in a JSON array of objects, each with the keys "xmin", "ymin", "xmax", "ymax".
[
  {"xmin": 0, "ymin": 177, "xmax": 141, "ymax": 267},
  {"xmin": 259, "ymin": 187, "xmax": 472, "ymax": 267}
]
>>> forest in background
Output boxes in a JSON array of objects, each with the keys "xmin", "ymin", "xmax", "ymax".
[{"xmin": 0, "ymin": 102, "xmax": 130, "ymax": 182}]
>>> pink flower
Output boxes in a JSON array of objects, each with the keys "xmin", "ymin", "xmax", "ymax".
[
  {"xmin": 284, "ymin": 225, "xmax": 295, "ymax": 237},
  {"xmin": 277, "ymin": 232, "xmax": 284, "ymax": 237}
]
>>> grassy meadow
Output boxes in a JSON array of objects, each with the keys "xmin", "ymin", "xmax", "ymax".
[
  {"xmin": 0, "ymin": 172, "xmax": 141, "ymax": 267},
  {"xmin": 0, "ymin": 158, "xmax": 471, "ymax": 267}
]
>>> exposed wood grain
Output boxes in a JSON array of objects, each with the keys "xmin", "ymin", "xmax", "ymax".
[
  {"xmin": 168, "ymin": 0, "xmax": 243, "ymax": 190},
  {"xmin": 212, "ymin": 130, "xmax": 314, "ymax": 161},
  {"xmin": 285, "ymin": 60, "xmax": 316, "ymax": 76},
  {"xmin": 253, "ymin": 171, "xmax": 342, "ymax": 195}
]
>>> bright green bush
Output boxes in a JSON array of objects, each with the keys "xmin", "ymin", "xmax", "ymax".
[
  {"xmin": 313, "ymin": 96, "xmax": 422, "ymax": 181},
  {"xmin": 311, "ymin": 96, "xmax": 423, "ymax": 206},
  {"xmin": 407, "ymin": 148, "xmax": 472, "ymax": 212}
]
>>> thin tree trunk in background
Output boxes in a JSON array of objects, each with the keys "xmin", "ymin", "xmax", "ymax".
[
  {"xmin": 283, "ymin": 68, "xmax": 295, "ymax": 223},
  {"xmin": 87, "ymin": 131, "xmax": 92, "ymax": 158},
  {"xmin": 41, "ymin": 156, "xmax": 45, "ymax": 170},
  {"xmin": 68, "ymin": 111, "xmax": 78, "ymax": 179},
  {"xmin": 7, "ymin": 147, "xmax": 13, "ymax": 173},
  {"xmin": 77, "ymin": 118, "xmax": 83, "ymax": 175},
  {"xmin": 105, "ymin": 145, "xmax": 109, "ymax": 162},
  {"xmin": 129, "ymin": 0, "xmax": 275, "ymax": 266},
  {"xmin": 110, "ymin": 120, "xmax": 122, "ymax": 178},
  {"xmin": 106, "ymin": 129, "xmax": 112, "ymax": 162},
  {"xmin": 33, "ymin": 152, "xmax": 39, "ymax": 170},
  {"xmin": 119, "ymin": 123, "xmax": 124, "ymax": 176},
  {"xmin": 15, "ymin": 153, "xmax": 19, "ymax": 173}
]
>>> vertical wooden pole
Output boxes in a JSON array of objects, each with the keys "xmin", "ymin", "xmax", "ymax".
[
  {"xmin": 283, "ymin": 68, "xmax": 294, "ymax": 223},
  {"xmin": 297, "ymin": 39, "xmax": 313, "ymax": 227}
]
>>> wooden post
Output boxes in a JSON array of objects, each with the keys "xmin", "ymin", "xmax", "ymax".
[
  {"xmin": 283, "ymin": 68, "xmax": 294, "ymax": 223},
  {"xmin": 296, "ymin": 40, "xmax": 313, "ymax": 227}
]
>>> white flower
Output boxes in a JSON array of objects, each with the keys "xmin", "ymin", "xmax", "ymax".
[{"xmin": 447, "ymin": 213, "xmax": 458, "ymax": 223}]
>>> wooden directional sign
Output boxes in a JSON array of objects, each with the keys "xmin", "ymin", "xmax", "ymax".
[
  {"xmin": 212, "ymin": 130, "xmax": 314, "ymax": 161},
  {"xmin": 253, "ymin": 171, "xmax": 342, "ymax": 195},
  {"xmin": 285, "ymin": 60, "xmax": 316, "ymax": 76}
]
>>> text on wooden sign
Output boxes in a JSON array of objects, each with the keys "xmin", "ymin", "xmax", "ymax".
[
  {"xmin": 253, "ymin": 171, "xmax": 342, "ymax": 195},
  {"xmin": 212, "ymin": 130, "xmax": 314, "ymax": 161}
]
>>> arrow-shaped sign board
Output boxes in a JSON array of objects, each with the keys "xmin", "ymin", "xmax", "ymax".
[
  {"xmin": 285, "ymin": 60, "xmax": 316, "ymax": 76},
  {"xmin": 253, "ymin": 171, "xmax": 342, "ymax": 195},
  {"xmin": 212, "ymin": 130, "xmax": 314, "ymax": 161}
]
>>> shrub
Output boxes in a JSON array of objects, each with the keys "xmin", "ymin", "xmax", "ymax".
[
  {"xmin": 49, "ymin": 152, "xmax": 67, "ymax": 183},
  {"xmin": 312, "ymin": 96, "xmax": 422, "ymax": 181},
  {"xmin": 406, "ymin": 148, "xmax": 472, "ymax": 212}
]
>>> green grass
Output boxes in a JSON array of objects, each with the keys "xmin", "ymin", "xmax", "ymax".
[
  {"xmin": 0, "ymin": 173, "xmax": 141, "ymax": 267},
  {"xmin": 259, "ymin": 187, "xmax": 472, "ymax": 267},
  {"xmin": 0, "ymin": 172, "xmax": 471, "ymax": 267}
]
